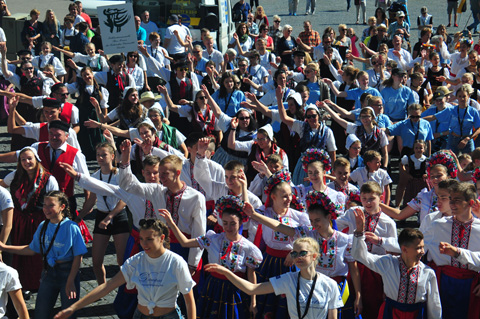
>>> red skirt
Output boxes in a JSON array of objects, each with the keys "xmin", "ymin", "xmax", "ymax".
[
  {"xmin": 358, "ymin": 262, "xmax": 385, "ymax": 319},
  {"xmin": 11, "ymin": 207, "xmax": 45, "ymax": 290}
]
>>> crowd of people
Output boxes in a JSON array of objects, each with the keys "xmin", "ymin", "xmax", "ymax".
[{"xmin": 0, "ymin": 0, "xmax": 479, "ymax": 319}]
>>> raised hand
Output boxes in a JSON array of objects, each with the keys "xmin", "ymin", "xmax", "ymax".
[
  {"xmin": 103, "ymin": 129, "xmax": 115, "ymax": 146},
  {"xmin": 242, "ymin": 202, "xmax": 256, "ymax": 217},
  {"xmin": 120, "ymin": 139, "xmax": 132, "ymax": 164},
  {"xmin": 197, "ymin": 137, "xmax": 211, "ymax": 157},
  {"xmin": 353, "ymin": 207, "xmax": 365, "ymax": 232},
  {"xmin": 230, "ymin": 117, "xmax": 239, "ymax": 130},
  {"xmin": 157, "ymin": 209, "xmax": 174, "ymax": 225}
]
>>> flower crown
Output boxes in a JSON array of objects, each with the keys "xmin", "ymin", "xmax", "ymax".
[
  {"xmin": 305, "ymin": 190, "xmax": 339, "ymax": 220},
  {"xmin": 427, "ymin": 150, "xmax": 458, "ymax": 179},
  {"xmin": 302, "ymin": 148, "xmax": 331, "ymax": 173},
  {"xmin": 347, "ymin": 190, "xmax": 361, "ymax": 205},
  {"xmin": 215, "ymin": 195, "xmax": 249, "ymax": 223},
  {"xmin": 264, "ymin": 169, "xmax": 292, "ymax": 195},
  {"xmin": 472, "ymin": 167, "xmax": 480, "ymax": 184}
]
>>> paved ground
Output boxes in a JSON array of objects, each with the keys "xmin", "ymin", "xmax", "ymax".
[{"xmin": 0, "ymin": 0, "xmax": 461, "ymax": 317}]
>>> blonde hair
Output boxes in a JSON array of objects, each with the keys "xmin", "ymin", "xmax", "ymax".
[
  {"xmin": 338, "ymin": 24, "xmax": 347, "ymax": 31},
  {"xmin": 457, "ymin": 83, "xmax": 474, "ymax": 96},
  {"xmin": 293, "ymin": 237, "xmax": 320, "ymax": 256},
  {"xmin": 160, "ymin": 155, "xmax": 183, "ymax": 172},
  {"xmin": 256, "ymin": 6, "xmax": 266, "ymax": 18}
]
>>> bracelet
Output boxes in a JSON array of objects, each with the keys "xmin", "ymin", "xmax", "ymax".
[{"xmin": 74, "ymin": 173, "xmax": 81, "ymax": 182}]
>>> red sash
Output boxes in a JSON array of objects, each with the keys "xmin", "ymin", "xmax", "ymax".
[
  {"xmin": 436, "ymin": 265, "xmax": 480, "ymax": 319},
  {"xmin": 39, "ymin": 122, "xmax": 49, "ymax": 141},
  {"xmin": 60, "ymin": 102, "xmax": 73, "ymax": 124},
  {"xmin": 266, "ymin": 246, "xmax": 290, "ymax": 258}
]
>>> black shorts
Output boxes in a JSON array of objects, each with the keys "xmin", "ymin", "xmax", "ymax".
[{"xmin": 93, "ymin": 209, "xmax": 130, "ymax": 236}]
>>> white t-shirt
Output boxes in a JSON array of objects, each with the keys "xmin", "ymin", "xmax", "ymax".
[
  {"xmin": 165, "ymin": 24, "xmax": 188, "ymax": 54},
  {"xmin": 270, "ymin": 271, "xmax": 344, "ymax": 319},
  {"xmin": 0, "ymin": 186, "xmax": 13, "ymax": 226},
  {"xmin": 121, "ymin": 250, "xmax": 195, "ymax": 314},
  {"xmin": 91, "ymin": 170, "xmax": 121, "ymax": 212},
  {"xmin": 350, "ymin": 167, "xmax": 392, "ymax": 188},
  {"xmin": 0, "ymin": 263, "xmax": 22, "ymax": 318}
]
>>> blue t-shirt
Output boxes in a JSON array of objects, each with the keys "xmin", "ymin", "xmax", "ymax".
[
  {"xmin": 346, "ymin": 87, "xmax": 383, "ymax": 110},
  {"xmin": 421, "ymin": 105, "xmax": 453, "ymax": 134},
  {"xmin": 195, "ymin": 57, "xmax": 209, "ymax": 73},
  {"xmin": 353, "ymin": 110, "xmax": 392, "ymax": 128},
  {"xmin": 29, "ymin": 218, "xmax": 87, "ymax": 267},
  {"xmin": 211, "ymin": 90, "xmax": 246, "ymax": 117},
  {"xmin": 387, "ymin": 119, "xmax": 434, "ymax": 148},
  {"xmin": 381, "ymin": 86, "xmax": 416, "ymax": 121},
  {"xmin": 307, "ymin": 81, "xmax": 321, "ymax": 105},
  {"xmin": 435, "ymin": 105, "xmax": 480, "ymax": 136},
  {"xmin": 136, "ymin": 26, "xmax": 147, "ymax": 42}
]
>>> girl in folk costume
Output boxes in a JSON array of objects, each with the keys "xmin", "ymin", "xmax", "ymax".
[
  {"xmin": 0, "ymin": 191, "xmax": 87, "ymax": 319},
  {"xmin": 65, "ymin": 66, "xmax": 109, "ymax": 160},
  {"xmin": 53, "ymin": 42, "xmax": 109, "ymax": 72},
  {"xmin": 205, "ymin": 237, "xmax": 344, "ymax": 319},
  {"xmin": 252, "ymin": 170, "xmax": 311, "ymax": 319},
  {"xmin": 337, "ymin": 181, "xmax": 401, "ymax": 319},
  {"xmin": 74, "ymin": 142, "xmax": 130, "ymax": 285},
  {"xmin": 319, "ymin": 103, "xmax": 389, "ymax": 168},
  {"xmin": 0, "ymin": 147, "xmax": 58, "ymax": 291},
  {"xmin": 54, "ymin": 218, "xmax": 196, "ymax": 319},
  {"xmin": 274, "ymin": 86, "xmax": 336, "ymax": 185},
  {"xmin": 160, "ymin": 195, "xmax": 263, "ymax": 319},
  {"xmin": 228, "ymin": 122, "xmax": 288, "ymax": 183},
  {"xmin": 380, "ymin": 149, "xmax": 457, "ymax": 225},
  {"xmin": 30, "ymin": 41, "xmax": 66, "ymax": 81},
  {"xmin": 244, "ymin": 190, "xmax": 363, "ymax": 318},
  {"xmin": 423, "ymin": 182, "xmax": 480, "ymax": 319},
  {"xmin": 352, "ymin": 215, "xmax": 442, "ymax": 318},
  {"xmin": 159, "ymin": 85, "xmax": 220, "ymax": 142},
  {"xmin": 292, "ymin": 148, "xmax": 347, "ymax": 215}
]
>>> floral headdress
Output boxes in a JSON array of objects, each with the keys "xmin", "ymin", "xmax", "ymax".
[
  {"xmin": 305, "ymin": 190, "xmax": 338, "ymax": 220},
  {"xmin": 302, "ymin": 148, "xmax": 331, "ymax": 173},
  {"xmin": 427, "ymin": 150, "xmax": 458, "ymax": 179},
  {"xmin": 264, "ymin": 169, "xmax": 291, "ymax": 195},
  {"xmin": 215, "ymin": 195, "xmax": 249, "ymax": 223},
  {"xmin": 472, "ymin": 167, "xmax": 480, "ymax": 184},
  {"xmin": 347, "ymin": 190, "xmax": 361, "ymax": 206}
]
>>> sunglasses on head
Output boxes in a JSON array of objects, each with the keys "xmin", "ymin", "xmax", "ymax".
[
  {"xmin": 306, "ymin": 114, "xmax": 317, "ymax": 119},
  {"xmin": 290, "ymin": 250, "xmax": 310, "ymax": 258},
  {"xmin": 139, "ymin": 219, "xmax": 156, "ymax": 228}
]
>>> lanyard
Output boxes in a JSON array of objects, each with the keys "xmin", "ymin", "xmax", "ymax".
[
  {"xmin": 39, "ymin": 218, "xmax": 64, "ymax": 269},
  {"xmin": 457, "ymin": 106, "xmax": 469, "ymax": 137},
  {"xmin": 296, "ymin": 272, "xmax": 318, "ymax": 319},
  {"xmin": 99, "ymin": 170, "xmax": 114, "ymax": 212},
  {"xmin": 224, "ymin": 91, "xmax": 234, "ymax": 113}
]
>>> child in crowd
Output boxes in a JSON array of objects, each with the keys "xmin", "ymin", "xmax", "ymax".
[
  {"xmin": 337, "ymin": 181, "xmax": 400, "ymax": 319},
  {"xmin": 204, "ymin": 237, "xmax": 344, "ymax": 319},
  {"xmin": 423, "ymin": 182, "xmax": 480, "ymax": 319},
  {"xmin": 344, "ymin": 134, "xmax": 364, "ymax": 171},
  {"xmin": 352, "ymin": 214, "xmax": 441, "ymax": 318},
  {"xmin": 396, "ymin": 139, "xmax": 428, "ymax": 208},
  {"xmin": 0, "ymin": 191, "xmax": 87, "ymax": 319},
  {"xmin": 327, "ymin": 156, "xmax": 360, "ymax": 197},
  {"xmin": 248, "ymin": 154, "xmax": 284, "ymax": 202},
  {"xmin": 349, "ymin": 150, "xmax": 391, "ymax": 205}
]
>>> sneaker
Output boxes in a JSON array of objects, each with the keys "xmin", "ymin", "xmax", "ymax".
[
  {"xmin": 447, "ymin": 23, "xmax": 451, "ymax": 27},
  {"xmin": 455, "ymin": 23, "xmax": 459, "ymax": 27},
  {"xmin": 288, "ymin": 12, "xmax": 292, "ymax": 15},
  {"xmin": 305, "ymin": 11, "xmax": 309, "ymax": 15},
  {"xmin": 311, "ymin": 11, "xmax": 315, "ymax": 15},
  {"xmin": 293, "ymin": 12, "xmax": 297, "ymax": 16}
]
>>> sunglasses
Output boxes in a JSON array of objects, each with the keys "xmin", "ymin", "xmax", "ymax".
[
  {"xmin": 129, "ymin": 55, "xmax": 138, "ymax": 58},
  {"xmin": 139, "ymin": 219, "xmax": 156, "ymax": 228},
  {"xmin": 410, "ymin": 115, "xmax": 421, "ymax": 119},
  {"xmin": 306, "ymin": 114, "xmax": 317, "ymax": 119},
  {"xmin": 235, "ymin": 82, "xmax": 241, "ymax": 85},
  {"xmin": 238, "ymin": 116, "xmax": 250, "ymax": 121},
  {"xmin": 274, "ymin": 20, "xmax": 281, "ymax": 23},
  {"xmin": 177, "ymin": 67, "xmax": 189, "ymax": 71},
  {"xmin": 238, "ymin": 64, "xmax": 247, "ymax": 67},
  {"xmin": 197, "ymin": 96, "xmax": 207, "ymax": 100},
  {"xmin": 290, "ymin": 250, "xmax": 310, "ymax": 258},
  {"xmin": 23, "ymin": 67, "xmax": 34, "ymax": 71}
]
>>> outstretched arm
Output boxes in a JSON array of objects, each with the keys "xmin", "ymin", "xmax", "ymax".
[
  {"xmin": 275, "ymin": 86, "xmax": 295, "ymax": 128},
  {"xmin": 157, "ymin": 209, "xmax": 200, "ymax": 248},
  {"xmin": 243, "ymin": 202, "xmax": 295, "ymax": 237},
  {"xmin": 317, "ymin": 100, "xmax": 349, "ymax": 129},
  {"xmin": 204, "ymin": 263, "xmax": 275, "ymax": 295}
]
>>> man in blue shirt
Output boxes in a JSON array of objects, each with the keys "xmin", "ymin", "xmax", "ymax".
[
  {"xmin": 135, "ymin": 15, "xmax": 147, "ymax": 45},
  {"xmin": 232, "ymin": 0, "xmax": 251, "ymax": 23}
]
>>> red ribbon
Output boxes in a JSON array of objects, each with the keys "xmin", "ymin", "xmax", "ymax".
[
  {"xmin": 220, "ymin": 241, "xmax": 233, "ymax": 260},
  {"xmin": 321, "ymin": 240, "xmax": 328, "ymax": 254}
]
